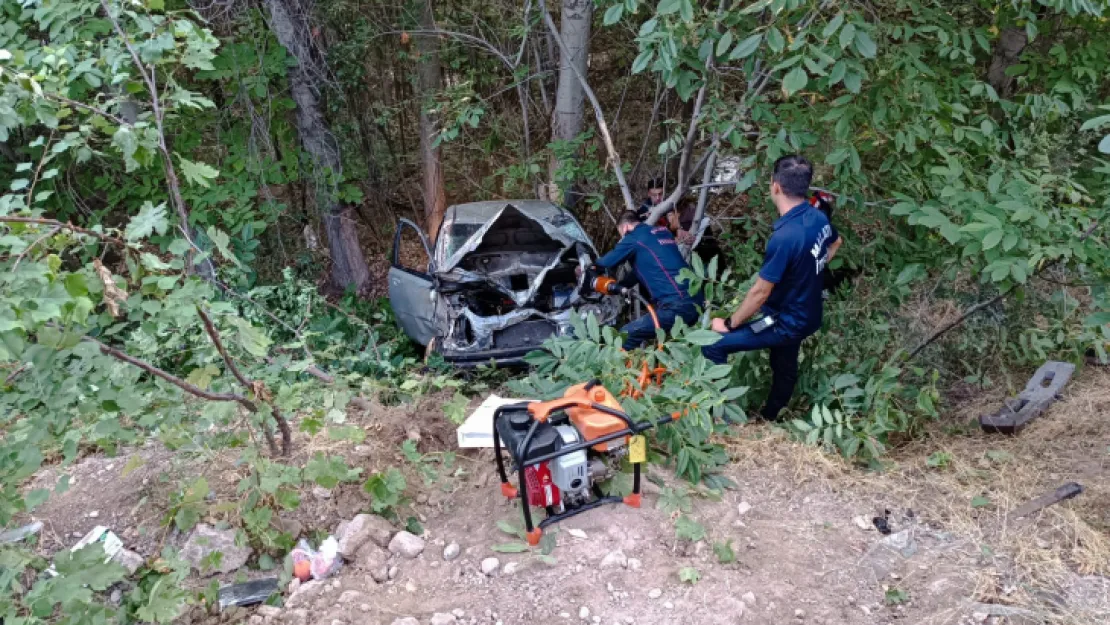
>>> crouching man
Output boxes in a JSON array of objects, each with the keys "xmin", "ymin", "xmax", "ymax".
[
  {"xmin": 595, "ymin": 210, "xmax": 703, "ymax": 350},
  {"xmin": 702, "ymin": 155, "xmax": 842, "ymax": 421}
]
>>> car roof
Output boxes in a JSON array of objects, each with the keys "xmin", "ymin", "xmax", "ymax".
[{"xmin": 445, "ymin": 200, "xmax": 570, "ymax": 225}]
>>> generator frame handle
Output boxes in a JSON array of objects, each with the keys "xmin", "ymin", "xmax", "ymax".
[{"xmin": 492, "ymin": 383, "xmax": 677, "ymax": 545}]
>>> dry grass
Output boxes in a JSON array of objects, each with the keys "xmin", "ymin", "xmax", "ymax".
[
  {"xmin": 874, "ymin": 368, "xmax": 1108, "ymax": 622},
  {"xmin": 716, "ymin": 367, "xmax": 1110, "ymax": 623}
]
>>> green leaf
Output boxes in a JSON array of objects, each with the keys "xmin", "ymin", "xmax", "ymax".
[
  {"xmin": 729, "ymin": 33, "xmax": 762, "ymax": 59},
  {"xmin": 716, "ymin": 31, "xmax": 734, "ymax": 57},
  {"xmin": 147, "ymin": 0, "xmax": 165, "ymax": 10},
  {"xmin": 1084, "ymin": 312, "xmax": 1110, "ymax": 327},
  {"xmin": 113, "ymin": 126, "xmax": 139, "ymax": 171},
  {"xmin": 675, "ymin": 515, "xmax": 706, "ymax": 541},
  {"xmin": 838, "ymin": 23, "xmax": 856, "ymax": 50},
  {"xmin": 1081, "ymin": 115, "xmax": 1110, "ymax": 131},
  {"xmin": 657, "ymin": 0, "xmax": 681, "ymax": 15},
  {"xmin": 632, "ymin": 49, "xmax": 654, "ymax": 74},
  {"xmin": 491, "ymin": 542, "xmax": 529, "ymax": 553},
  {"xmin": 713, "ymin": 540, "xmax": 736, "ymax": 564},
  {"xmin": 827, "ymin": 60, "xmax": 846, "ymax": 84},
  {"xmin": 854, "ymin": 31, "xmax": 877, "ymax": 58},
  {"xmin": 782, "ymin": 66, "xmax": 808, "ymax": 96},
  {"xmin": 1099, "ymin": 135, "xmax": 1110, "ymax": 154},
  {"xmin": 603, "ymin": 3, "xmax": 624, "ymax": 25},
  {"xmin": 230, "ymin": 317, "xmax": 273, "ymax": 358},
  {"xmin": 739, "ymin": 0, "xmax": 772, "ymax": 14},
  {"xmin": 684, "ymin": 329, "xmax": 723, "ymax": 346},
  {"xmin": 10, "ymin": 179, "xmax": 28, "ymax": 191},
  {"xmin": 987, "ymin": 171, "xmax": 1003, "ymax": 195},
  {"xmin": 766, "ymin": 27, "xmax": 784, "ymax": 53},
  {"xmin": 971, "ymin": 496, "xmax": 991, "ymax": 508},
  {"xmin": 179, "ymin": 156, "xmax": 220, "ymax": 188},
  {"xmin": 678, "ymin": 566, "xmax": 701, "ymax": 584},
  {"xmin": 822, "ymin": 13, "xmax": 845, "ymax": 39},
  {"xmin": 207, "ymin": 226, "xmax": 242, "ymax": 268},
  {"xmin": 843, "ymin": 71, "xmax": 862, "ymax": 94},
  {"xmin": 981, "ymin": 229, "xmax": 1003, "ymax": 251},
  {"xmin": 825, "ymin": 148, "xmax": 850, "ymax": 165},
  {"xmin": 125, "ymin": 202, "xmax": 169, "ymax": 242}
]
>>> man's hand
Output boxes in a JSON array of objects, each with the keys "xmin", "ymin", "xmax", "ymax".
[{"xmin": 711, "ymin": 317, "xmax": 730, "ymax": 333}]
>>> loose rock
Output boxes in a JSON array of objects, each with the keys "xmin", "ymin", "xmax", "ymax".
[
  {"xmin": 481, "ymin": 557, "xmax": 501, "ymax": 576},
  {"xmin": 311, "ymin": 486, "xmax": 332, "ymax": 499},
  {"xmin": 795, "ymin": 608, "xmax": 806, "ymax": 619},
  {"xmin": 257, "ymin": 606, "xmax": 282, "ymax": 618},
  {"xmin": 742, "ymin": 592, "xmax": 757, "ymax": 606},
  {"xmin": 503, "ymin": 561, "xmax": 520, "ymax": 576},
  {"xmin": 430, "ymin": 614, "xmax": 458, "ymax": 625},
  {"xmin": 354, "ymin": 541, "xmax": 390, "ymax": 574},
  {"xmin": 626, "ymin": 558, "xmax": 642, "ymax": 571},
  {"xmin": 579, "ymin": 606, "xmax": 590, "ymax": 620},
  {"xmin": 600, "ymin": 551, "xmax": 627, "ymax": 569},
  {"xmin": 388, "ymin": 531, "xmax": 426, "ymax": 559},
  {"xmin": 443, "ymin": 542, "xmax": 461, "ymax": 561},
  {"xmin": 568, "ymin": 529, "xmax": 588, "ymax": 539},
  {"xmin": 648, "ymin": 589, "xmax": 662, "ymax": 599},
  {"xmin": 737, "ymin": 501, "xmax": 752, "ymax": 516},
  {"xmin": 338, "ymin": 590, "xmax": 365, "ymax": 604},
  {"xmin": 852, "ymin": 516, "xmax": 873, "ymax": 531},
  {"xmin": 112, "ymin": 548, "xmax": 144, "ymax": 574},
  {"xmin": 390, "ymin": 619, "xmax": 420, "ymax": 625},
  {"xmin": 181, "ymin": 524, "xmax": 253, "ymax": 575},
  {"xmin": 338, "ymin": 514, "xmax": 396, "ymax": 557}
]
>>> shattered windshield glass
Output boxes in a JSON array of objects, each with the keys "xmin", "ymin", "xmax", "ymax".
[
  {"xmin": 442, "ymin": 222, "xmax": 482, "ymax": 260},
  {"xmin": 545, "ymin": 212, "xmax": 588, "ymax": 243}
]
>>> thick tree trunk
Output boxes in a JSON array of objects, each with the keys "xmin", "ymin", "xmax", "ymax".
[
  {"xmin": 987, "ymin": 28, "xmax": 1028, "ymax": 99},
  {"xmin": 417, "ymin": 0, "xmax": 448, "ymax": 237},
  {"xmin": 547, "ymin": 0, "xmax": 592, "ymax": 207},
  {"xmin": 263, "ymin": 0, "xmax": 370, "ymax": 291}
]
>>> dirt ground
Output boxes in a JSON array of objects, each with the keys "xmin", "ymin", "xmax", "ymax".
[{"xmin": 20, "ymin": 368, "xmax": 1110, "ymax": 625}]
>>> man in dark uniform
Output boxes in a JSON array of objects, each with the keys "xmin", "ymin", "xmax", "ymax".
[
  {"xmin": 703, "ymin": 155, "xmax": 842, "ymax": 421},
  {"xmin": 594, "ymin": 210, "xmax": 703, "ymax": 350},
  {"xmin": 635, "ymin": 177, "xmax": 667, "ymax": 224}
]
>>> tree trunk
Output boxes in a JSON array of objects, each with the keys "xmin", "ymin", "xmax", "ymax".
[
  {"xmin": 263, "ymin": 0, "xmax": 370, "ymax": 291},
  {"xmin": 417, "ymin": 0, "xmax": 448, "ymax": 237},
  {"xmin": 547, "ymin": 0, "xmax": 592, "ymax": 207},
  {"xmin": 987, "ymin": 28, "xmax": 1028, "ymax": 99}
]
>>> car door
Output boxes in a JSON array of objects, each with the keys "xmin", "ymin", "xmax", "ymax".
[{"xmin": 388, "ymin": 219, "xmax": 437, "ymax": 345}]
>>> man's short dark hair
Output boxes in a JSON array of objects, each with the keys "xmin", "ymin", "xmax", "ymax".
[
  {"xmin": 618, "ymin": 210, "xmax": 641, "ymax": 228},
  {"xmin": 772, "ymin": 155, "xmax": 813, "ymax": 198},
  {"xmin": 646, "ymin": 176, "xmax": 665, "ymax": 190}
]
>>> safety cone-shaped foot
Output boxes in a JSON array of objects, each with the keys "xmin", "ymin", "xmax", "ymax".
[
  {"xmin": 526, "ymin": 528, "xmax": 543, "ymax": 546},
  {"xmin": 623, "ymin": 493, "xmax": 642, "ymax": 508},
  {"xmin": 500, "ymin": 483, "xmax": 518, "ymax": 499}
]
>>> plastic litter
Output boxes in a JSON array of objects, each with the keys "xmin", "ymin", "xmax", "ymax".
[
  {"xmin": 290, "ymin": 536, "xmax": 341, "ymax": 581},
  {"xmin": 45, "ymin": 526, "xmax": 125, "ymax": 577},
  {"xmin": 0, "ymin": 521, "xmax": 43, "ymax": 544},
  {"xmin": 218, "ymin": 577, "xmax": 279, "ymax": 609}
]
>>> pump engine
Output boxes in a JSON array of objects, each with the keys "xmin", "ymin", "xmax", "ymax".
[{"xmin": 492, "ymin": 381, "xmax": 677, "ymax": 544}]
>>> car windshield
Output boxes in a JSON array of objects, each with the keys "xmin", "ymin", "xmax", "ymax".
[{"xmin": 441, "ymin": 222, "xmax": 483, "ymax": 260}]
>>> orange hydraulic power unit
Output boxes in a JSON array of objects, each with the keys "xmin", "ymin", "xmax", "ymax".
[{"xmin": 493, "ymin": 380, "xmax": 678, "ymax": 545}]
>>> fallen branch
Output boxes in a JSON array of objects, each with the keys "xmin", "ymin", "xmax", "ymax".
[
  {"xmin": 197, "ymin": 306, "xmax": 292, "ymax": 456},
  {"xmin": 907, "ymin": 220, "xmax": 1101, "ymax": 360}
]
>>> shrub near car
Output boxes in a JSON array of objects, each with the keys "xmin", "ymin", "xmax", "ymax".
[{"xmin": 388, "ymin": 201, "xmax": 621, "ymax": 366}]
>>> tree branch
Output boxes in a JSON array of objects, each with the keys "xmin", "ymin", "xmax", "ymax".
[
  {"xmin": 0, "ymin": 216, "xmax": 129, "ymax": 248},
  {"xmin": 907, "ymin": 220, "xmax": 1102, "ymax": 361},
  {"xmin": 540, "ymin": 0, "xmax": 635, "ymax": 212},
  {"xmin": 196, "ymin": 306, "xmax": 292, "ymax": 456}
]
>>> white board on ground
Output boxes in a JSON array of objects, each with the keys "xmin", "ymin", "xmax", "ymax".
[{"xmin": 457, "ymin": 394, "xmax": 534, "ymax": 448}]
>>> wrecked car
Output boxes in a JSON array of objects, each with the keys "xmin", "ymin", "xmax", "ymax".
[{"xmin": 388, "ymin": 200, "xmax": 621, "ymax": 366}]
